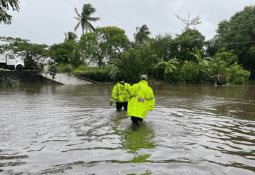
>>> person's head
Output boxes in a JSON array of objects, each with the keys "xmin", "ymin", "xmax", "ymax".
[
  {"xmin": 118, "ymin": 80, "xmax": 125, "ymax": 85},
  {"xmin": 140, "ymin": 74, "xmax": 148, "ymax": 81}
]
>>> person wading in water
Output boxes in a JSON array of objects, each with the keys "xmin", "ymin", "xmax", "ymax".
[
  {"xmin": 127, "ymin": 75, "xmax": 155, "ymax": 125},
  {"xmin": 110, "ymin": 80, "xmax": 131, "ymax": 111}
]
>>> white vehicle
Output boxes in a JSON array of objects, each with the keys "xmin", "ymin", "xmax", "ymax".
[{"xmin": 0, "ymin": 51, "xmax": 24, "ymax": 70}]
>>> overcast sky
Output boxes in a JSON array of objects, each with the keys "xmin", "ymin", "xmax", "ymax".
[{"xmin": 0, "ymin": 0, "xmax": 254, "ymax": 45}]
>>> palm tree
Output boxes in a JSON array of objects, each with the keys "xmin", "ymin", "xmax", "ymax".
[
  {"xmin": 74, "ymin": 3, "xmax": 100, "ymax": 34},
  {"xmin": 191, "ymin": 47, "xmax": 210, "ymax": 67},
  {"xmin": 134, "ymin": 24, "xmax": 150, "ymax": 44},
  {"xmin": 155, "ymin": 58, "xmax": 179, "ymax": 74}
]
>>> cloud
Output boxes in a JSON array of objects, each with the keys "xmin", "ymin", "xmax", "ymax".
[{"xmin": 0, "ymin": 0, "xmax": 254, "ymax": 45}]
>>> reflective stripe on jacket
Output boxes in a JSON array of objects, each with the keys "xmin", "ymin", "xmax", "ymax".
[
  {"xmin": 111, "ymin": 82, "xmax": 131, "ymax": 102},
  {"xmin": 127, "ymin": 80, "xmax": 155, "ymax": 119}
]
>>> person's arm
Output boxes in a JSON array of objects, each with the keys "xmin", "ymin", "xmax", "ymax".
[
  {"xmin": 110, "ymin": 85, "xmax": 117, "ymax": 105},
  {"xmin": 125, "ymin": 83, "xmax": 132, "ymax": 100},
  {"xmin": 148, "ymin": 88, "xmax": 155, "ymax": 111}
]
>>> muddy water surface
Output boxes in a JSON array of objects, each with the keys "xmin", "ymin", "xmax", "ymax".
[{"xmin": 0, "ymin": 84, "xmax": 254, "ymax": 175}]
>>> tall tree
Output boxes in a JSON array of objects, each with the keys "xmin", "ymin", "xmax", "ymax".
[
  {"xmin": 215, "ymin": 5, "xmax": 255, "ymax": 79},
  {"xmin": 79, "ymin": 26, "xmax": 129, "ymax": 67},
  {"xmin": 0, "ymin": 0, "xmax": 19, "ymax": 24},
  {"xmin": 74, "ymin": 3, "xmax": 100, "ymax": 34},
  {"xmin": 49, "ymin": 41, "xmax": 81, "ymax": 67},
  {"xmin": 174, "ymin": 29, "xmax": 205, "ymax": 62},
  {"xmin": 150, "ymin": 34, "xmax": 175, "ymax": 61},
  {"xmin": 108, "ymin": 44, "xmax": 158, "ymax": 82},
  {"xmin": 0, "ymin": 36, "xmax": 24, "ymax": 52},
  {"xmin": 0, "ymin": 37, "xmax": 48, "ymax": 70},
  {"xmin": 13, "ymin": 40, "xmax": 48, "ymax": 70},
  {"xmin": 134, "ymin": 24, "xmax": 151, "ymax": 44}
]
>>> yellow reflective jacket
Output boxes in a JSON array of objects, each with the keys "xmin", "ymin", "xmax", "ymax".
[
  {"xmin": 127, "ymin": 80, "xmax": 155, "ymax": 119},
  {"xmin": 111, "ymin": 82, "xmax": 131, "ymax": 102}
]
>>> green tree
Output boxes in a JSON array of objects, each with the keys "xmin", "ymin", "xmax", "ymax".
[
  {"xmin": 79, "ymin": 26, "xmax": 129, "ymax": 67},
  {"xmin": 108, "ymin": 44, "xmax": 157, "ymax": 82},
  {"xmin": 74, "ymin": 3, "xmax": 100, "ymax": 34},
  {"xmin": 178, "ymin": 48, "xmax": 211, "ymax": 84},
  {"xmin": 205, "ymin": 37, "xmax": 219, "ymax": 57},
  {"xmin": 14, "ymin": 41, "xmax": 48, "ymax": 70},
  {"xmin": 150, "ymin": 34, "xmax": 176, "ymax": 61},
  {"xmin": 191, "ymin": 48, "xmax": 211, "ymax": 82},
  {"xmin": 215, "ymin": 5, "xmax": 255, "ymax": 78},
  {"xmin": 209, "ymin": 50, "xmax": 249, "ymax": 84},
  {"xmin": 154, "ymin": 58, "xmax": 180, "ymax": 82},
  {"xmin": 0, "ymin": 36, "xmax": 24, "ymax": 52},
  {"xmin": 174, "ymin": 29, "xmax": 205, "ymax": 62},
  {"xmin": 96, "ymin": 26, "xmax": 130, "ymax": 59},
  {"xmin": 79, "ymin": 32, "xmax": 99, "ymax": 64},
  {"xmin": 180, "ymin": 60, "xmax": 198, "ymax": 83},
  {"xmin": 225, "ymin": 63, "xmax": 250, "ymax": 84},
  {"xmin": 0, "ymin": 0, "xmax": 19, "ymax": 24},
  {"xmin": 49, "ymin": 40, "xmax": 81, "ymax": 67}
]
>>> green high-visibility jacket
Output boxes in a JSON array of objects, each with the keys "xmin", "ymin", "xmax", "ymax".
[
  {"xmin": 127, "ymin": 80, "xmax": 155, "ymax": 119},
  {"xmin": 111, "ymin": 82, "xmax": 131, "ymax": 102}
]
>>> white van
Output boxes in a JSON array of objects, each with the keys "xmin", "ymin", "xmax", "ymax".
[{"xmin": 0, "ymin": 51, "xmax": 24, "ymax": 70}]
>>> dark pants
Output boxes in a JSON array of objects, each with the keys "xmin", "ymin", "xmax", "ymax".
[
  {"xmin": 131, "ymin": 116, "xmax": 143, "ymax": 125},
  {"xmin": 116, "ymin": 102, "xmax": 128, "ymax": 111}
]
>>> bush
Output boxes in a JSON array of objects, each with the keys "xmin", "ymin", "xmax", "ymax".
[
  {"xmin": 224, "ymin": 63, "xmax": 250, "ymax": 84},
  {"xmin": 72, "ymin": 67, "xmax": 111, "ymax": 82},
  {"xmin": 56, "ymin": 64, "xmax": 73, "ymax": 73},
  {"xmin": 72, "ymin": 64, "xmax": 88, "ymax": 72}
]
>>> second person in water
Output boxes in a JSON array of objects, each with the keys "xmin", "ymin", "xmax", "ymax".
[{"xmin": 110, "ymin": 80, "xmax": 131, "ymax": 111}]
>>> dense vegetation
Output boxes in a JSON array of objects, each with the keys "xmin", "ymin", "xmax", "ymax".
[{"xmin": 1, "ymin": 3, "xmax": 254, "ymax": 84}]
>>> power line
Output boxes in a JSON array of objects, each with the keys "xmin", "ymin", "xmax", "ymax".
[
  {"xmin": 164, "ymin": 40, "xmax": 255, "ymax": 46},
  {"xmin": 209, "ymin": 40, "xmax": 255, "ymax": 46}
]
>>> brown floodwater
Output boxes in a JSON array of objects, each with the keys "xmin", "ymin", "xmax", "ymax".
[{"xmin": 0, "ymin": 83, "xmax": 254, "ymax": 175}]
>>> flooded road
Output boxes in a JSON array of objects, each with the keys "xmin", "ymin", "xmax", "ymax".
[{"xmin": 0, "ymin": 84, "xmax": 255, "ymax": 175}]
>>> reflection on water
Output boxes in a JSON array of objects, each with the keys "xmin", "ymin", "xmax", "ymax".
[
  {"xmin": 0, "ymin": 84, "xmax": 254, "ymax": 175},
  {"xmin": 122, "ymin": 123, "xmax": 155, "ymax": 153},
  {"xmin": 122, "ymin": 123, "xmax": 155, "ymax": 165}
]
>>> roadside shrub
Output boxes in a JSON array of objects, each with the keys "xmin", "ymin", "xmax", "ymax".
[
  {"xmin": 180, "ymin": 61, "xmax": 199, "ymax": 83},
  {"xmin": 224, "ymin": 63, "xmax": 250, "ymax": 84},
  {"xmin": 72, "ymin": 64, "xmax": 88, "ymax": 72},
  {"xmin": 56, "ymin": 64, "xmax": 73, "ymax": 73},
  {"xmin": 73, "ymin": 67, "xmax": 111, "ymax": 82},
  {"xmin": 164, "ymin": 70, "xmax": 182, "ymax": 83}
]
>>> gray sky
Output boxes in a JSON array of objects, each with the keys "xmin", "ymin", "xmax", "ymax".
[{"xmin": 0, "ymin": 0, "xmax": 254, "ymax": 45}]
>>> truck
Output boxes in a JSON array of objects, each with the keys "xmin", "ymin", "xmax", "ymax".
[{"xmin": 0, "ymin": 51, "xmax": 24, "ymax": 70}]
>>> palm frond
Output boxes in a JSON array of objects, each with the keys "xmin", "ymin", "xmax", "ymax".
[
  {"xmin": 74, "ymin": 22, "xmax": 81, "ymax": 31},
  {"xmin": 88, "ymin": 23, "xmax": 95, "ymax": 32},
  {"xmin": 74, "ymin": 8, "xmax": 81, "ymax": 18},
  {"xmin": 88, "ymin": 17, "xmax": 100, "ymax": 21},
  {"xmin": 74, "ymin": 17, "xmax": 80, "ymax": 21}
]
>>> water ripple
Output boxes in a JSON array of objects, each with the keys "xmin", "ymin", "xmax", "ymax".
[{"xmin": 0, "ymin": 84, "xmax": 254, "ymax": 174}]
